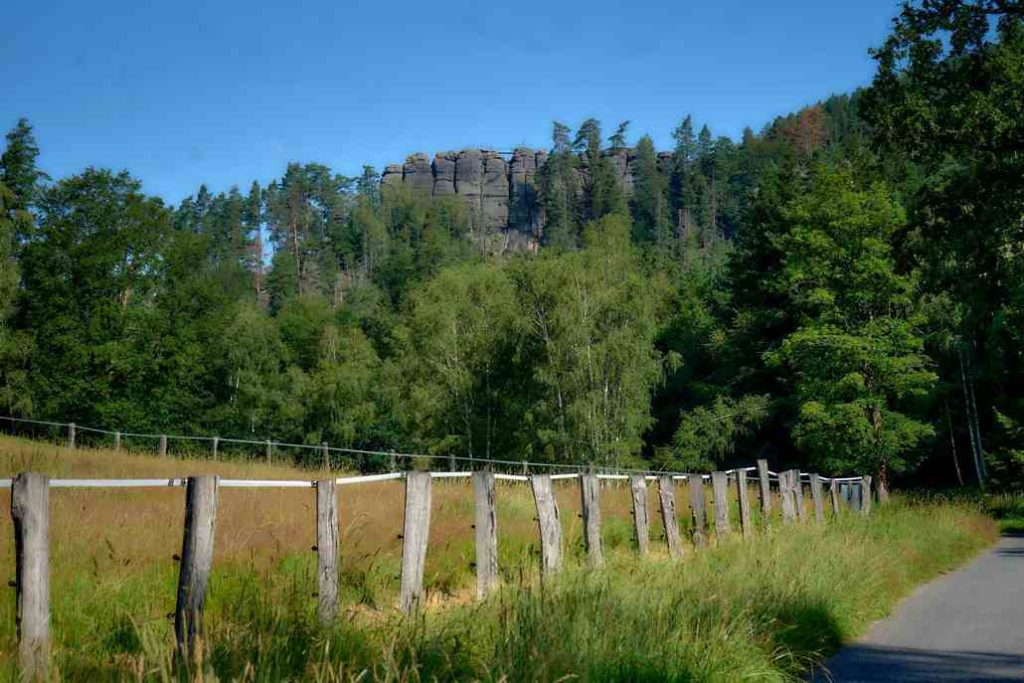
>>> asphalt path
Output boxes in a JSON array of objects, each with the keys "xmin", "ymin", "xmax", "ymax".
[{"xmin": 818, "ymin": 533, "xmax": 1024, "ymax": 682}]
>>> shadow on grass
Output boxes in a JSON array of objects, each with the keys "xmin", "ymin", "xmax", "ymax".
[{"xmin": 749, "ymin": 597, "xmax": 846, "ymax": 676}]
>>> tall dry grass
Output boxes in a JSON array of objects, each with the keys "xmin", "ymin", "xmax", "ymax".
[{"xmin": 0, "ymin": 437, "xmax": 996, "ymax": 680}]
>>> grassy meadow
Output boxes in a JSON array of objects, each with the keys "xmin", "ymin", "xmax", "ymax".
[{"xmin": 0, "ymin": 436, "xmax": 998, "ymax": 681}]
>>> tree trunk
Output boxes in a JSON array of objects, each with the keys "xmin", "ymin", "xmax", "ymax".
[
  {"xmin": 945, "ymin": 401, "xmax": 965, "ymax": 486},
  {"xmin": 959, "ymin": 349, "xmax": 985, "ymax": 489},
  {"xmin": 875, "ymin": 464, "xmax": 890, "ymax": 505}
]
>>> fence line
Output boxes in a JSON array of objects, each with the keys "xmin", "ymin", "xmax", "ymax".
[
  {"xmin": 3, "ymin": 457, "xmax": 879, "ymax": 679},
  {"xmin": 0, "ymin": 414, "xmax": 868, "ymax": 482}
]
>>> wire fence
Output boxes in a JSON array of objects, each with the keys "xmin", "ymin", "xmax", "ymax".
[
  {"xmin": 0, "ymin": 412, "xmax": 877, "ymax": 680},
  {"xmin": 0, "ymin": 413, "xmax": 867, "ymax": 485}
]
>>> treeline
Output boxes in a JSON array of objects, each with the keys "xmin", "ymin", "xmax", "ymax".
[{"xmin": 1, "ymin": 0, "xmax": 1021, "ymax": 489}]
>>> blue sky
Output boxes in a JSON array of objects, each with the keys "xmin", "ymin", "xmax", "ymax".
[{"xmin": 5, "ymin": 0, "xmax": 900, "ymax": 204}]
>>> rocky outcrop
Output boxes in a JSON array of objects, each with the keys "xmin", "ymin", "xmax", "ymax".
[
  {"xmin": 432, "ymin": 153, "xmax": 456, "ymax": 195},
  {"xmin": 382, "ymin": 146, "xmax": 656, "ymax": 249}
]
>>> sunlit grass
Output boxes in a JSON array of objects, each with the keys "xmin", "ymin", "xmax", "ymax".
[{"xmin": 0, "ymin": 436, "xmax": 998, "ymax": 680}]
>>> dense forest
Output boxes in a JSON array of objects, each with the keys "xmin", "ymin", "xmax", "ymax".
[{"xmin": 0, "ymin": 0, "xmax": 1021, "ymax": 490}]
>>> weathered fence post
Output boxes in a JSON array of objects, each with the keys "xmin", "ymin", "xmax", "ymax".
[
  {"xmin": 658, "ymin": 476, "xmax": 683, "ymax": 558},
  {"xmin": 175, "ymin": 475, "xmax": 219, "ymax": 664},
  {"xmin": 316, "ymin": 479, "xmax": 339, "ymax": 625},
  {"xmin": 757, "ymin": 459, "xmax": 771, "ymax": 521},
  {"xmin": 211, "ymin": 437, "xmax": 219, "ymax": 460},
  {"xmin": 779, "ymin": 470, "xmax": 797, "ymax": 524},
  {"xmin": 113, "ymin": 431, "xmax": 121, "ymax": 453},
  {"xmin": 711, "ymin": 471, "xmax": 731, "ymax": 540},
  {"xmin": 67, "ymin": 423, "xmax": 75, "ymax": 450},
  {"xmin": 793, "ymin": 469, "xmax": 806, "ymax": 522},
  {"xmin": 688, "ymin": 475, "xmax": 708, "ymax": 548},
  {"xmin": 829, "ymin": 478, "xmax": 841, "ymax": 517},
  {"xmin": 158, "ymin": 435, "xmax": 168, "ymax": 458},
  {"xmin": 389, "ymin": 450, "xmax": 397, "ymax": 472},
  {"xmin": 321, "ymin": 442, "xmax": 329, "ymax": 470},
  {"xmin": 736, "ymin": 469, "xmax": 752, "ymax": 537},
  {"xmin": 809, "ymin": 474, "xmax": 825, "ymax": 523},
  {"xmin": 850, "ymin": 480, "xmax": 862, "ymax": 512},
  {"xmin": 579, "ymin": 470, "xmax": 603, "ymax": 566},
  {"xmin": 473, "ymin": 470, "xmax": 499, "ymax": 599},
  {"xmin": 630, "ymin": 475, "xmax": 650, "ymax": 556},
  {"xmin": 400, "ymin": 472, "xmax": 432, "ymax": 612},
  {"xmin": 265, "ymin": 439, "xmax": 272, "ymax": 464},
  {"xmin": 11, "ymin": 472, "xmax": 49, "ymax": 682},
  {"xmin": 531, "ymin": 474, "xmax": 563, "ymax": 577},
  {"xmin": 862, "ymin": 475, "xmax": 873, "ymax": 516}
]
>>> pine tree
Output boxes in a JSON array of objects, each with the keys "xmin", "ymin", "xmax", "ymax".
[
  {"xmin": 609, "ymin": 120, "xmax": 630, "ymax": 150},
  {"xmin": 538, "ymin": 122, "xmax": 580, "ymax": 249},
  {"xmin": 244, "ymin": 181, "xmax": 266, "ymax": 305},
  {"xmin": 670, "ymin": 115, "xmax": 699, "ymax": 238},
  {"xmin": 630, "ymin": 135, "xmax": 670, "ymax": 245},
  {"xmin": 0, "ymin": 118, "xmax": 45, "ymax": 213},
  {"xmin": 574, "ymin": 118, "xmax": 622, "ymax": 223}
]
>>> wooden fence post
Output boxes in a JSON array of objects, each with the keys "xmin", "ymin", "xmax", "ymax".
[
  {"xmin": 400, "ymin": 472, "xmax": 432, "ymax": 612},
  {"xmin": 389, "ymin": 450, "xmax": 397, "ymax": 472},
  {"xmin": 630, "ymin": 475, "xmax": 650, "ymax": 556},
  {"xmin": 711, "ymin": 471, "xmax": 731, "ymax": 540},
  {"xmin": 67, "ymin": 423, "xmax": 75, "ymax": 450},
  {"xmin": 850, "ymin": 480, "xmax": 862, "ymax": 512},
  {"xmin": 531, "ymin": 474, "xmax": 563, "ymax": 577},
  {"xmin": 473, "ymin": 470, "xmax": 499, "ymax": 599},
  {"xmin": 658, "ymin": 476, "xmax": 683, "ymax": 558},
  {"xmin": 688, "ymin": 475, "xmax": 708, "ymax": 548},
  {"xmin": 175, "ymin": 475, "xmax": 219, "ymax": 664},
  {"xmin": 265, "ymin": 439, "xmax": 272, "ymax": 464},
  {"xmin": 321, "ymin": 442, "xmax": 329, "ymax": 470},
  {"xmin": 736, "ymin": 469, "xmax": 752, "ymax": 537},
  {"xmin": 316, "ymin": 479, "xmax": 339, "ymax": 625},
  {"xmin": 862, "ymin": 475, "xmax": 873, "ymax": 516},
  {"xmin": 11, "ymin": 472, "xmax": 49, "ymax": 682},
  {"xmin": 113, "ymin": 431, "xmax": 121, "ymax": 453},
  {"xmin": 211, "ymin": 437, "xmax": 219, "ymax": 460},
  {"xmin": 158, "ymin": 435, "xmax": 167, "ymax": 458},
  {"xmin": 829, "ymin": 478, "xmax": 841, "ymax": 517},
  {"xmin": 757, "ymin": 459, "xmax": 771, "ymax": 521},
  {"xmin": 809, "ymin": 474, "xmax": 825, "ymax": 523},
  {"xmin": 579, "ymin": 471, "xmax": 603, "ymax": 566},
  {"xmin": 779, "ymin": 470, "xmax": 796, "ymax": 524},
  {"xmin": 793, "ymin": 469, "xmax": 806, "ymax": 522}
]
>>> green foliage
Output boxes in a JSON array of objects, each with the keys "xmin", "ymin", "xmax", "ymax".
[
  {"xmin": 764, "ymin": 164, "xmax": 936, "ymax": 477},
  {"xmin": 538, "ymin": 121, "xmax": 581, "ymax": 249},
  {"xmin": 513, "ymin": 214, "xmax": 664, "ymax": 465},
  {"xmin": 0, "ymin": 117, "xmax": 46, "ymax": 218},
  {"xmin": 2, "ymin": 1, "xmax": 1023, "ymax": 485},
  {"xmin": 402, "ymin": 262, "xmax": 523, "ymax": 462},
  {"xmin": 669, "ymin": 394, "xmax": 770, "ymax": 471},
  {"xmin": 18, "ymin": 169, "xmax": 172, "ymax": 426},
  {"xmin": 630, "ymin": 135, "xmax": 671, "ymax": 246},
  {"xmin": 862, "ymin": 0, "xmax": 1024, "ymax": 485}
]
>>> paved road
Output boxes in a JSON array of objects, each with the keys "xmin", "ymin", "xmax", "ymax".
[{"xmin": 818, "ymin": 533, "xmax": 1024, "ymax": 682}]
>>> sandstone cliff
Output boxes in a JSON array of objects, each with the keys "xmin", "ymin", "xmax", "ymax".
[{"xmin": 382, "ymin": 147, "xmax": 674, "ymax": 251}]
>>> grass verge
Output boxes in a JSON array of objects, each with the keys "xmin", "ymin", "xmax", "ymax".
[
  {"xmin": 0, "ymin": 438, "xmax": 997, "ymax": 680},
  {"xmin": 41, "ymin": 501, "xmax": 995, "ymax": 681}
]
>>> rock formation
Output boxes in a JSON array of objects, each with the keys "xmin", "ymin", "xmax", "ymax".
[{"xmin": 381, "ymin": 146, "xmax": 661, "ymax": 251}]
